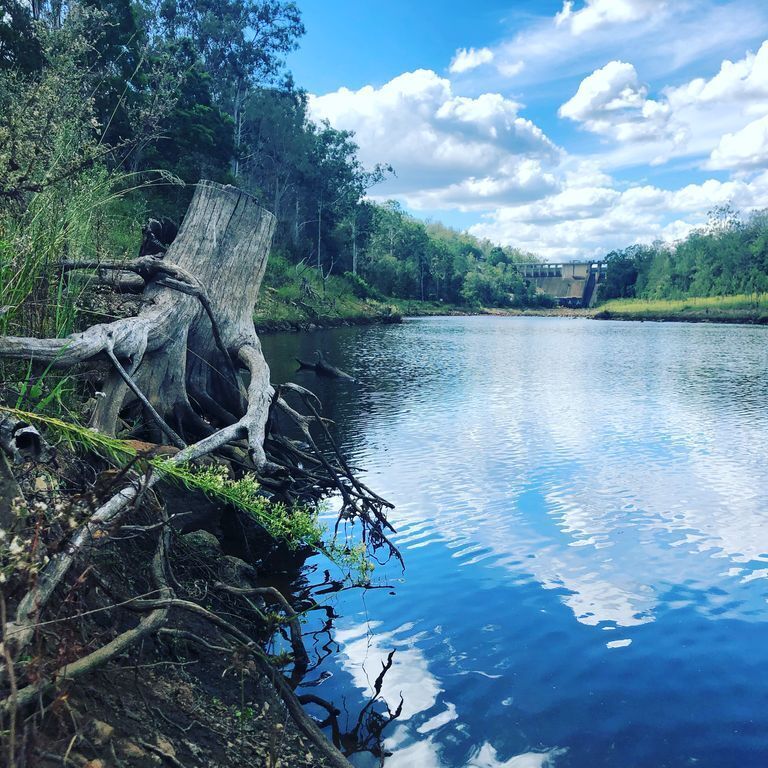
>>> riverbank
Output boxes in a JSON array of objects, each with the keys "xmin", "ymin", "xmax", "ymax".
[
  {"xmin": 253, "ymin": 283, "xmax": 593, "ymax": 333},
  {"xmin": 253, "ymin": 289, "xmax": 403, "ymax": 333},
  {"xmin": 594, "ymin": 294, "xmax": 768, "ymax": 324},
  {"xmin": 254, "ymin": 269, "xmax": 768, "ymax": 332},
  {"xmin": 1, "ymin": 423, "xmax": 353, "ymax": 768}
]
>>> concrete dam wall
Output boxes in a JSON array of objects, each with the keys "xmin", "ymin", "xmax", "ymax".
[{"xmin": 517, "ymin": 262, "xmax": 606, "ymax": 308}]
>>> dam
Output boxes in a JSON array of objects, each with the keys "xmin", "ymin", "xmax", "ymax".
[{"xmin": 516, "ymin": 261, "xmax": 607, "ymax": 308}]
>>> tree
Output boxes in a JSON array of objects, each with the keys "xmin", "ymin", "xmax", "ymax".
[
  {"xmin": 706, "ymin": 202, "xmax": 742, "ymax": 234},
  {"xmin": 599, "ymin": 249, "xmax": 640, "ymax": 299},
  {"xmin": 153, "ymin": 0, "xmax": 304, "ymax": 170},
  {"xmin": 303, "ymin": 122, "xmax": 387, "ymax": 272},
  {"xmin": 154, "ymin": 0, "xmax": 303, "ymax": 99},
  {"xmin": 140, "ymin": 39, "xmax": 235, "ymax": 190},
  {"xmin": 239, "ymin": 86, "xmax": 313, "ymax": 231},
  {"xmin": 0, "ymin": 0, "xmax": 42, "ymax": 71},
  {"xmin": 0, "ymin": 6, "xmax": 116, "ymax": 206}
]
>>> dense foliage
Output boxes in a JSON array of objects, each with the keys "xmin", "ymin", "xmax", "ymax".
[
  {"xmin": 0, "ymin": 0, "xmax": 550, "ymax": 318},
  {"xmin": 7, "ymin": 2, "xmax": 767, "ymax": 317},
  {"xmin": 352, "ymin": 202, "xmax": 543, "ymax": 306},
  {"xmin": 598, "ymin": 205, "xmax": 768, "ymax": 302}
]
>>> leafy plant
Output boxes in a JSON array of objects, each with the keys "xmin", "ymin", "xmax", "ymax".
[{"xmin": 155, "ymin": 461, "xmax": 325, "ymax": 549}]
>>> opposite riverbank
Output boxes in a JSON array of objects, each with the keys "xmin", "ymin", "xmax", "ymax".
[
  {"xmin": 254, "ymin": 285, "xmax": 768, "ymax": 332},
  {"xmin": 593, "ymin": 294, "xmax": 768, "ymax": 324},
  {"xmin": 252, "ymin": 279, "xmax": 593, "ymax": 334}
]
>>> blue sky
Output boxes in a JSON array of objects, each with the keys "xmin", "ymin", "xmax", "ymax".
[{"xmin": 289, "ymin": 1, "xmax": 768, "ymax": 259}]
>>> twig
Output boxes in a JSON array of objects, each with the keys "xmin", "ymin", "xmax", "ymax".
[
  {"xmin": 213, "ymin": 582, "xmax": 309, "ymax": 683},
  {"xmin": 0, "ymin": 528, "xmax": 172, "ymax": 716},
  {"xmin": 157, "ymin": 628, "xmax": 234, "ymax": 655},
  {"xmin": 138, "ymin": 740, "xmax": 186, "ymax": 768},
  {"xmin": 0, "ymin": 592, "xmax": 18, "ymax": 768},
  {"xmin": 105, "ymin": 346, "xmax": 185, "ymax": 449}
]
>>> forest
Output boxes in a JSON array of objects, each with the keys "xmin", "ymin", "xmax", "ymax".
[
  {"xmin": 0, "ymin": 0, "xmax": 547, "ymax": 335},
  {"xmin": 598, "ymin": 205, "xmax": 768, "ymax": 302}
]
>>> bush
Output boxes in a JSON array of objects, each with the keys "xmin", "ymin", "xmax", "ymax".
[
  {"xmin": 529, "ymin": 292, "xmax": 557, "ymax": 308},
  {"xmin": 263, "ymin": 252, "xmax": 296, "ymax": 288},
  {"xmin": 342, "ymin": 271, "xmax": 382, "ymax": 300}
]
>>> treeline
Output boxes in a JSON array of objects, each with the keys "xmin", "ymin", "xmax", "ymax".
[
  {"xmin": 599, "ymin": 205, "xmax": 768, "ymax": 301},
  {"xmin": 343, "ymin": 201, "xmax": 545, "ymax": 306},
  {"xmin": 0, "ymin": 0, "xmax": 548, "ymax": 324}
]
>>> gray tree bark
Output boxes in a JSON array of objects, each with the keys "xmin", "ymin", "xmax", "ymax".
[{"xmin": 0, "ymin": 180, "xmax": 276, "ymax": 465}]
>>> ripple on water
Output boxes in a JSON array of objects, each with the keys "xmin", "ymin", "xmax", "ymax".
[{"xmin": 263, "ymin": 318, "xmax": 768, "ymax": 768}]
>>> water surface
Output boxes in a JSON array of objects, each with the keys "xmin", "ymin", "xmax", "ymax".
[{"xmin": 261, "ymin": 316, "xmax": 768, "ymax": 768}]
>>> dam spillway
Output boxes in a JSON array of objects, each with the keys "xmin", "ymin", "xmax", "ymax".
[{"xmin": 517, "ymin": 261, "xmax": 607, "ymax": 308}]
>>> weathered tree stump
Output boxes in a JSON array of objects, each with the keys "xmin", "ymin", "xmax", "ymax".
[
  {"xmin": 1, "ymin": 181, "xmax": 276, "ymax": 464},
  {"xmin": 0, "ymin": 183, "xmax": 397, "ymax": 768},
  {"xmin": 0, "ymin": 181, "xmax": 397, "ymax": 675}
]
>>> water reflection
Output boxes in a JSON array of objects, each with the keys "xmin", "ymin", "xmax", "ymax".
[
  {"xmin": 262, "ymin": 317, "xmax": 768, "ymax": 767},
  {"xmin": 335, "ymin": 620, "xmax": 442, "ymax": 721}
]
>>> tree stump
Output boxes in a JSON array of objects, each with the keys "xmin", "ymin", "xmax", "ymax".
[
  {"xmin": 0, "ymin": 181, "xmax": 277, "ymax": 464},
  {"xmin": 0, "ymin": 181, "xmax": 397, "ymax": 715}
]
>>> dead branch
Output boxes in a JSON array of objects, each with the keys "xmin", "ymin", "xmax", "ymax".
[
  {"xmin": 0, "ymin": 519, "xmax": 172, "ymax": 717},
  {"xmin": 213, "ymin": 582, "xmax": 309, "ymax": 682}
]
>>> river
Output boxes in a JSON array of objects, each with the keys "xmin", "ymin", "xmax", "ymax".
[{"xmin": 261, "ymin": 316, "xmax": 768, "ymax": 768}]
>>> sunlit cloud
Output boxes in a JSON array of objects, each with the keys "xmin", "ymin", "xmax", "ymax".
[
  {"xmin": 310, "ymin": 3, "xmax": 768, "ymax": 258},
  {"xmin": 449, "ymin": 46, "xmax": 494, "ymax": 74},
  {"xmin": 554, "ymin": 0, "xmax": 669, "ymax": 36},
  {"xmin": 709, "ymin": 115, "xmax": 768, "ymax": 169},
  {"xmin": 309, "ymin": 69, "xmax": 562, "ymax": 211}
]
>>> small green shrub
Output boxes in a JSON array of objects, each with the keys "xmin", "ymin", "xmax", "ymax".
[
  {"xmin": 157, "ymin": 461, "xmax": 324, "ymax": 550},
  {"xmin": 342, "ymin": 271, "xmax": 382, "ymax": 300}
]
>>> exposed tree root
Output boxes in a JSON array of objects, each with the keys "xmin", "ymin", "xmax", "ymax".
[
  {"xmin": 213, "ymin": 582, "xmax": 310, "ymax": 684},
  {"xmin": 0, "ymin": 182, "xmax": 397, "ymax": 767}
]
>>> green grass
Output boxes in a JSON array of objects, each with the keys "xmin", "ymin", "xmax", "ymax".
[
  {"xmin": 0, "ymin": 405, "xmax": 325, "ymax": 549},
  {"xmin": 0, "ymin": 170, "xmax": 150, "ymax": 340},
  {"xmin": 596, "ymin": 293, "xmax": 768, "ymax": 322},
  {"xmin": 253, "ymin": 255, "xmax": 402, "ymax": 331}
]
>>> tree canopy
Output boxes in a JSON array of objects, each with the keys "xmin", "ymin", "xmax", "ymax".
[{"xmin": 598, "ymin": 208, "xmax": 768, "ymax": 302}]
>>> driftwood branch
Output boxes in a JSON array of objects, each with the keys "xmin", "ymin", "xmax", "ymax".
[{"xmin": 297, "ymin": 351, "xmax": 355, "ymax": 381}]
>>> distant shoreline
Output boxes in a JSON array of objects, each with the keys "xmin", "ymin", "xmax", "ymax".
[{"xmin": 254, "ymin": 294, "xmax": 768, "ymax": 334}]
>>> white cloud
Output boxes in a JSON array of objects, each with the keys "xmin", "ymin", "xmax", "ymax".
[
  {"xmin": 309, "ymin": 70, "xmax": 561, "ymax": 211},
  {"xmin": 468, "ymin": 173, "xmax": 768, "ymax": 259},
  {"xmin": 559, "ymin": 61, "xmax": 677, "ymax": 145},
  {"xmin": 497, "ymin": 59, "xmax": 525, "ymax": 78},
  {"xmin": 555, "ymin": 0, "xmax": 669, "ymax": 36},
  {"xmin": 709, "ymin": 114, "xmax": 768, "ymax": 170},
  {"xmin": 557, "ymin": 39, "xmax": 768, "ymax": 169},
  {"xmin": 666, "ymin": 39, "xmax": 768, "ymax": 107},
  {"xmin": 560, "ymin": 61, "xmax": 647, "ymax": 120},
  {"xmin": 489, "ymin": 1, "xmax": 767, "ymax": 93},
  {"xmin": 403, "ymin": 160, "xmax": 559, "ymax": 212},
  {"xmin": 449, "ymin": 46, "xmax": 494, "ymax": 74},
  {"xmin": 554, "ymin": 1, "xmax": 574, "ymax": 27}
]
